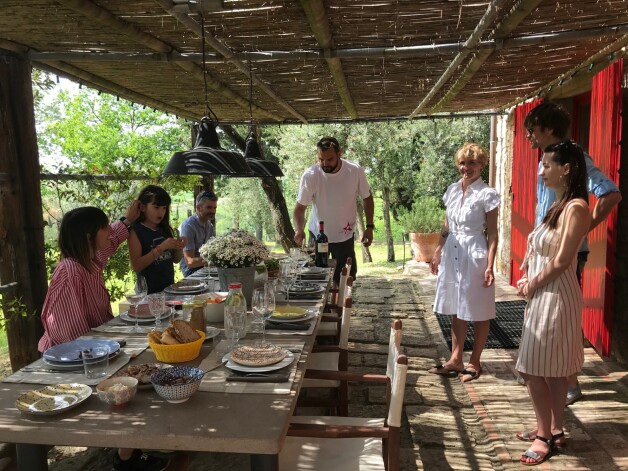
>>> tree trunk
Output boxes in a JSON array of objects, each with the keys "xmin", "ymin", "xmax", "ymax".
[
  {"xmin": 222, "ymin": 124, "xmax": 296, "ymax": 253},
  {"xmin": 382, "ymin": 186, "xmax": 395, "ymax": 262},
  {"xmin": 356, "ymin": 198, "xmax": 372, "ymax": 263},
  {"xmin": 0, "ymin": 55, "xmax": 47, "ymax": 371}
]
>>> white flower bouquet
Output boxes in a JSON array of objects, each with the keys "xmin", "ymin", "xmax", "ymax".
[{"xmin": 199, "ymin": 230, "xmax": 269, "ymax": 268}]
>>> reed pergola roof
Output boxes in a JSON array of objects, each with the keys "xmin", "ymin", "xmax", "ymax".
[{"xmin": 1, "ymin": 0, "xmax": 627, "ymax": 124}]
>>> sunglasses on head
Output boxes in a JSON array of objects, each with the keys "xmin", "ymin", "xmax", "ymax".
[{"xmin": 317, "ymin": 138, "xmax": 339, "ymax": 151}]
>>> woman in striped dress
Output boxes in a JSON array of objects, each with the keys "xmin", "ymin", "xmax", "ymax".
[{"xmin": 515, "ymin": 141, "xmax": 590, "ymax": 466}]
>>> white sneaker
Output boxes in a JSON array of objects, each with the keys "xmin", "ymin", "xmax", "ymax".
[{"xmin": 566, "ymin": 385, "xmax": 583, "ymax": 406}]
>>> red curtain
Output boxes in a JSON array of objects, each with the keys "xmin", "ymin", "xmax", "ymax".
[
  {"xmin": 509, "ymin": 99, "xmax": 542, "ymax": 287},
  {"xmin": 584, "ymin": 59, "xmax": 623, "ymax": 356}
]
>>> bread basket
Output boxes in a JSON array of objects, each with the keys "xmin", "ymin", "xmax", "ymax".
[{"xmin": 148, "ymin": 330, "xmax": 206, "ymax": 363}]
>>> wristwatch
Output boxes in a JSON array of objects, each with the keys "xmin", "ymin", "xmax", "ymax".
[
  {"xmin": 119, "ymin": 216, "xmax": 131, "ymax": 228},
  {"xmin": 366, "ymin": 223, "xmax": 375, "ymax": 230}
]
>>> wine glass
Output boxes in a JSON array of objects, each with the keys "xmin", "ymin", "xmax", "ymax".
[
  {"xmin": 252, "ymin": 284, "xmax": 275, "ymax": 344},
  {"xmin": 124, "ymin": 275, "xmax": 147, "ymax": 333},
  {"xmin": 148, "ymin": 292, "xmax": 166, "ymax": 331},
  {"xmin": 279, "ymin": 259, "xmax": 297, "ymax": 302}
]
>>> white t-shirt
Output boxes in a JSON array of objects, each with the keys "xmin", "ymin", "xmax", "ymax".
[{"xmin": 297, "ymin": 159, "xmax": 371, "ymax": 243}]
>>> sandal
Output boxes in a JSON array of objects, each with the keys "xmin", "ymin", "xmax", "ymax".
[
  {"xmin": 516, "ymin": 430, "xmax": 537, "ymax": 442},
  {"xmin": 461, "ymin": 366, "xmax": 481, "ymax": 382},
  {"xmin": 427, "ymin": 364, "xmax": 461, "ymax": 377},
  {"xmin": 520, "ymin": 436, "xmax": 553, "ymax": 466},
  {"xmin": 552, "ymin": 431, "xmax": 566, "ymax": 450}
]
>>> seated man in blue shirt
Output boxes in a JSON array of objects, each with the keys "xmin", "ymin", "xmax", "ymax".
[
  {"xmin": 524, "ymin": 102, "xmax": 622, "ymax": 407},
  {"xmin": 179, "ymin": 191, "xmax": 218, "ymax": 276}
]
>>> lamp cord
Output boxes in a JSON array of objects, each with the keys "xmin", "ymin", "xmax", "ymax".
[{"xmin": 200, "ymin": 15, "xmax": 217, "ymax": 122}]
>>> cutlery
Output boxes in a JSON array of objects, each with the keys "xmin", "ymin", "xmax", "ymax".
[{"xmin": 20, "ymin": 367, "xmax": 62, "ymax": 373}]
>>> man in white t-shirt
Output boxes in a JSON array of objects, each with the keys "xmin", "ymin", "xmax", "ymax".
[{"xmin": 293, "ymin": 136, "xmax": 374, "ymax": 284}]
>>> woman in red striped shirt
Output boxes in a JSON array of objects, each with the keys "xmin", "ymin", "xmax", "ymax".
[{"xmin": 38, "ymin": 201, "xmax": 140, "ymax": 351}]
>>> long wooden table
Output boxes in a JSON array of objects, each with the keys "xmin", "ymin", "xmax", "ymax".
[{"xmin": 1, "ymin": 271, "xmax": 331, "ymax": 471}]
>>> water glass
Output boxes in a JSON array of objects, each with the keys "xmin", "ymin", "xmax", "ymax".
[
  {"xmin": 279, "ymin": 259, "xmax": 297, "ymax": 302},
  {"xmin": 82, "ymin": 347, "xmax": 109, "ymax": 379},
  {"xmin": 148, "ymin": 292, "xmax": 166, "ymax": 330},
  {"xmin": 251, "ymin": 284, "xmax": 275, "ymax": 342},
  {"xmin": 124, "ymin": 275, "xmax": 147, "ymax": 333},
  {"xmin": 224, "ymin": 309, "xmax": 247, "ymax": 350}
]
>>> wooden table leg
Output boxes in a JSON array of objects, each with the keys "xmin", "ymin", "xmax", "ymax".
[
  {"xmin": 250, "ymin": 453, "xmax": 278, "ymax": 471},
  {"xmin": 16, "ymin": 444, "xmax": 48, "ymax": 470}
]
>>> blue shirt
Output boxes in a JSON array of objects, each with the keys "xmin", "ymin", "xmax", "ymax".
[
  {"xmin": 536, "ymin": 151, "xmax": 619, "ymax": 252},
  {"xmin": 179, "ymin": 214, "xmax": 215, "ymax": 276}
]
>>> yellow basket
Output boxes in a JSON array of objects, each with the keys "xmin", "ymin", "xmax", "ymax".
[{"xmin": 148, "ymin": 330, "xmax": 206, "ymax": 363}]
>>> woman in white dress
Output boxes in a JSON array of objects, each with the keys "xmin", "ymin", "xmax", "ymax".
[
  {"xmin": 428, "ymin": 143, "xmax": 499, "ymax": 382},
  {"xmin": 515, "ymin": 141, "xmax": 589, "ymax": 466}
]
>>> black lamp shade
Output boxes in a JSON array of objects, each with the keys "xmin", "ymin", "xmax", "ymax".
[
  {"xmin": 243, "ymin": 134, "xmax": 284, "ymax": 177},
  {"xmin": 162, "ymin": 118, "xmax": 253, "ymax": 176}
]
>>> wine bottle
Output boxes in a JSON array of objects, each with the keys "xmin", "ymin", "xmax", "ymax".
[{"xmin": 315, "ymin": 221, "xmax": 329, "ymax": 267}]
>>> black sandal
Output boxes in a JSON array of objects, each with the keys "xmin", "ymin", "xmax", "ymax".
[
  {"xmin": 552, "ymin": 431, "xmax": 566, "ymax": 450},
  {"xmin": 520, "ymin": 435, "xmax": 553, "ymax": 466},
  {"xmin": 427, "ymin": 364, "xmax": 461, "ymax": 377}
]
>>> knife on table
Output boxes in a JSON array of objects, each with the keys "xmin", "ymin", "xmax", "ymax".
[{"xmin": 266, "ymin": 322, "xmax": 310, "ymax": 331}]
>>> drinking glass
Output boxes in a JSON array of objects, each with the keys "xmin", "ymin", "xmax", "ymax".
[
  {"xmin": 148, "ymin": 292, "xmax": 166, "ymax": 331},
  {"xmin": 82, "ymin": 346, "xmax": 109, "ymax": 379},
  {"xmin": 279, "ymin": 259, "xmax": 297, "ymax": 302},
  {"xmin": 124, "ymin": 275, "xmax": 147, "ymax": 333},
  {"xmin": 252, "ymin": 284, "xmax": 275, "ymax": 344},
  {"xmin": 224, "ymin": 309, "xmax": 247, "ymax": 350}
]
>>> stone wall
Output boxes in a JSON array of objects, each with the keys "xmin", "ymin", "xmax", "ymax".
[{"xmin": 493, "ymin": 111, "xmax": 514, "ymax": 278}]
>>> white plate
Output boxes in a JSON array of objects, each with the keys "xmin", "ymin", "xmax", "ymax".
[
  {"xmin": 300, "ymin": 266, "xmax": 326, "ymax": 275},
  {"xmin": 268, "ymin": 311, "xmax": 317, "ymax": 324},
  {"xmin": 222, "ymin": 351, "xmax": 294, "ymax": 373},
  {"xmin": 163, "ymin": 286, "xmax": 207, "ymax": 295},
  {"xmin": 42, "ymin": 350, "xmax": 121, "ymax": 370},
  {"xmin": 119, "ymin": 311, "xmax": 170, "ymax": 324},
  {"xmin": 43, "ymin": 339, "xmax": 120, "ymax": 363},
  {"xmin": 16, "ymin": 383, "xmax": 92, "ymax": 416},
  {"xmin": 204, "ymin": 326, "xmax": 221, "ymax": 341},
  {"xmin": 169, "ymin": 280, "xmax": 206, "ymax": 291}
]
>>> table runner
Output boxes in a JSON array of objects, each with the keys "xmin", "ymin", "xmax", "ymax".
[{"xmin": 198, "ymin": 339, "xmax": 304, "ymax": 395}]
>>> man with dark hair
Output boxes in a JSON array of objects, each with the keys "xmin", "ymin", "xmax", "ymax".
[
  {"xmin": 293, "ymin": 136, "xmax": 374, "ymax": 284},
  {"xmin": 179, "ymin": 191, "xmax": 218, "ymax": 276},
  {"xmin": 524, "ymin": 101, "xmax": 621, "ymax": 406}
]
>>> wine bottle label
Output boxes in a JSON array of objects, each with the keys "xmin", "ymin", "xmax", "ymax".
[{"xmin": 317, "ymin": 243, "xmax": 329, "ymax": 253}]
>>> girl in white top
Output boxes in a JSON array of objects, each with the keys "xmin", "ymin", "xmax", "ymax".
[{"xmin": 428, "ymin": 143, "xmax": 500, "ymax": 383}]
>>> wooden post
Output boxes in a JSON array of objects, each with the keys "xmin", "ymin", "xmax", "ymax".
[{"xmin": 0, "ymin": 54, "xmax": 47, "ymax": 370}]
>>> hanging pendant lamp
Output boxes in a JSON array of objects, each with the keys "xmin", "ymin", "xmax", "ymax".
[
  {"xmin": 243, "ymin": 130, "xmax": 284, "ymax": 177},
  {"xmin": 162, "ymin": 117, "xmax": 253, "ymax": 176}
]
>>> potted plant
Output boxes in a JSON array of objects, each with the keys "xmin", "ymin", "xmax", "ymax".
[
  {"xmin": 199, "ymin": 230, "xmax": 270, "ymax": 306},
  {"xmin": 398, "ymin": 197, "xmax": 446, "ymax": 263}
]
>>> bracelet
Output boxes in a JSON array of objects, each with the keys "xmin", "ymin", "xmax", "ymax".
[
  {"xmin": 366, "ymin": 223, "xmax": 375, "ymax": 229},
  {"xmin": 441, "ymin": 230, "xmax": 449, "ymax": 239},
  {"xmin": 119, "ymin": 216, "xmax": 131, "ymax": 228}
]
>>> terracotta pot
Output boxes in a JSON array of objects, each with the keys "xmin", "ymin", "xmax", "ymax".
[{"xmin": 409, "ymin": 232, "xmax": 440, "ymax": 263}]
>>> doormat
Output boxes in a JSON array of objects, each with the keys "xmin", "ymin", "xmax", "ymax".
[{"xmin": 435, "ymin": 300, "xmax": 527, "ymax": 351}]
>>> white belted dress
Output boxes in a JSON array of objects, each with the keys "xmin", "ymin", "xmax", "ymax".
[{"xmin": 433, "ymin": 178, "xmax": 500, "ymax": 321}]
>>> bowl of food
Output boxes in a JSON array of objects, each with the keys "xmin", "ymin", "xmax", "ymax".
[
  {"xmin": 147, "ymin": 320, "xmax": 206, "ymax": 363},
  {"xmin": 204, "ymin": 293, "xmax": 226, "ymax": 323},
  {"xmin": 150, "ymin": 366, "xmax": 205, "ymax": 403},
  {"xmin": 96, "ymin": 377, "xmax": 138, "ymax": 407}
]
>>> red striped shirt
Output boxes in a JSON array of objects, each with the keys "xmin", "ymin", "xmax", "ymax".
[{"xmin": 38, "ymin": 221, "xmax": 129, "ymax": 352}]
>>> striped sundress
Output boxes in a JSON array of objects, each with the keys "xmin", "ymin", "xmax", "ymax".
[{"xmin": 515, "ymin": 220, "xmax": 584, "ymax": 378}]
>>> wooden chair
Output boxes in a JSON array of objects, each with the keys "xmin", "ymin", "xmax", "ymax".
[
  {"xmin": 298, "ymin": 294, "xmax": 353, "ymax": 415},
  {"xmin": 281, "ymin": 320, "xmax": 406, "ymax": 471},
  {"xmin": 317, "ymin": 277, "xmax": 353, "ymax": 343}
]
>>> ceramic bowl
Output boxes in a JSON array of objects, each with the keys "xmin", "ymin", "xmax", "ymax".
[
  {"xmin": 151, "ymin": 366, "xmax": 205, "ymax": 403},
  {"xmin": 96, "ymin": 377, "xmax": 138, "ymax": 407}
]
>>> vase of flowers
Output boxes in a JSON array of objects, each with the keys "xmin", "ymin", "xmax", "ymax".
[{"xmin": 199, "ymin": 230, "xmax": 270, "ymax": 307}]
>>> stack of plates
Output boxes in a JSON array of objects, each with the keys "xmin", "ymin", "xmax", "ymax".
[
  {"xmin": 164, "ymin": 280, "xmax": 207, "ymax": 295},
  {"xmin": 42, "ymin": 339, "xmax": 121, "ymax": 371}
]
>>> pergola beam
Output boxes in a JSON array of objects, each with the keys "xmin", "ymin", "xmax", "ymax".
[
  {"xmin": 426, "ymin": 0, "xmax": 545, "ymax": 115},
  {"xmin": 54, "ymin": 0, "xmax": 283, "ymax": 122},
  {"xmin": 16, "ymin": 24, "xmax": 628, "ymax": 63},
  {"xmin": 299, "ymin": 0, "xmax": 357, "ymax": 119},
  {"xmin": 156, "ymin": 0, "xmax": 307, "ymax": 124},
  {"xmin": 409, "ymin": 0, "xmax": 510, "ymax": 118}
]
